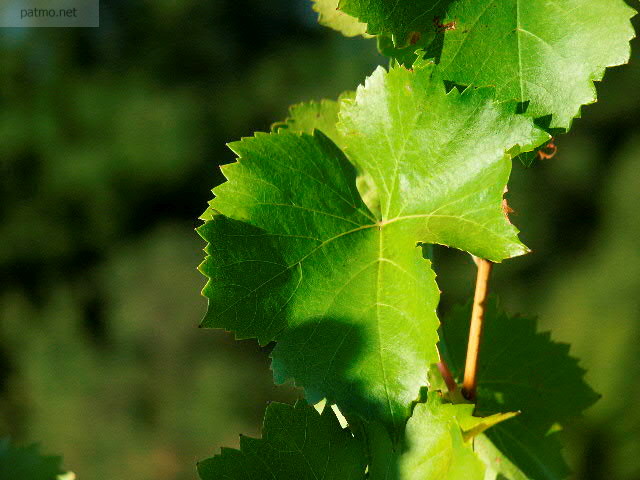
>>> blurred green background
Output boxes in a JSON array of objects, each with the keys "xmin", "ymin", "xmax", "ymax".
[{"xmin": 0, "ymin": 1, "xmax": 638, "ymax": 479}]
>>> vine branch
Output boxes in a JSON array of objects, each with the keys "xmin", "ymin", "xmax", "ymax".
[{"xmin": 462, "ymin": 257, "xmax": 493, "ymax": 401}]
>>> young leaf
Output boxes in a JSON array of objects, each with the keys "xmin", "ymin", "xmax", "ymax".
[
  {"xmin": 439, "ymin": 300, "xmax": 600, "ymax": 479},
  {"xmin": 399, "ymin": 393, "xmax": 516, "ymax": 480},
  {"xmin": 352, "ymin": 393, "xmax": 515, "ymax": 480},
  {"xmin": 199, "ymin": 64, "xmax": 546, "ymax": 439},
  {"xmin": 338, "ymin": 0, "xmax": 454, "ymax": 47},
  {"xmin": 197, "ymin": 401, "xmax": 366, "ymax": 480},
  {"xmin": 436, "ymin": 0, "xmax": 637, "ymax": 129},
  {"xmin": 0, "ymin": 438, "xmax": 63, "ymax": 480},
  {"xmin": 311, "ymin": 0, "xmax": 369, "ymax": 38}
]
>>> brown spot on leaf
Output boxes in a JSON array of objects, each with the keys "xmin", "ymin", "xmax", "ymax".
[{"xmin": 433, "ymin": 16, "xmax": 457, "ymax": 33}]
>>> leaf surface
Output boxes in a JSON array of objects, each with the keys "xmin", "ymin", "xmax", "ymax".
[
  {"xmin": 0, "ymin": 438, "xmax": 63, "ymax": 480},
  {"xmin": 338, "ymin": 64, "xmax": 547, "ymax": 259},
  {"xmin": 272, "ymin": 94, "xmax": 352, "ymax": 148},
  {"xmin": 199, "ymin": 64, "xmax": 546, "ymax": 438},
  {"xmin": 338, "ymin": 0, "xmax": 454, "ymax": 47},
  {"xmin": 399, "ymin": 393, "xmax": 517, "ymax": 480},
  {"xmin": 435, "ymin": 0, "xmax": 636, "ymax": 129},
  {"xmin": 345, "ymin": 0, "xmax": 636, "ymax": 128},
  {"xmin": 197, "ymin": 401, "xmax": 366, "ymax": 480},
  {"xmin": 311, "ymin": 0, "xmax": 369, "ymax": 37},
  {"xmin": 439, "ymin": 300, "xmax": 600, "ymax": 479},
  {"xmin": 352, "ymin": 393, "xmax": 515, "ymax": 480}
]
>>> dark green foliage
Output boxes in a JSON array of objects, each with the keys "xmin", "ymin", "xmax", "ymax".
[
  {"xmin": 440, "ymin": 300, "xmax": 600, "ymax": 479},
  {"xmin": 0, "ymin": 439, "xmax": 62, "ymax": 480},
  {"xmin": 198, "ymin": 401, "xmax": 366, "ymax": 480}
]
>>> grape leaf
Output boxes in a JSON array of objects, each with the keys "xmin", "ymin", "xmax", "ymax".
[
  {"xmin": 338, "ymin": 0, "xmax": 454, "ymax": 47},
  {"xmin": 399, "ymin": 393, "xmax": 517, "ymax": 480},
  {"xmin": 197, "ymin": 401, "xmax": 366, "ymax": 480},
  {"xmin": 342, "ymin": 0, "xmax": 636, "ymax": 128},
  {"xmin": 311, "ymin": 0, "xmax": 369, "ymax": 38},
  {"xmin": 474, "ymin": 422, "xmax": 569, "ymax": 480},
  {"xmin": 337, "ymin": 63, "xmax": 548, "ymax": 257},
  {"xmin": 271, "ymin": 93, "xmax": 381, "ymax": 215},
  {"xmin": 399, "ymin": 399, "xmax": 485, "ymax": 480},
  {"xmin": 199, "ymin": 64, "xmax": 547, "ymax": 439},
  {"xmin": 347, "ymin": 393, "xmax": 515, "ymax": 480},
  {"xmin": 439, "ymin": 300, "xmax": 600, "ymax": 479},
  {"xmin": 0, "ymin": 438, "xmax": 63, "ymax": 480},
  {"xmin": 271, "ymin": 94, "xmax": 353, "ymax": 148},
  {"xmin": 377, "ymin": 35, "xmax": 436, "ymax": 69},
  {"xmin": 435, "ymin": 0, "xmax": 637, "ymax": 129}
]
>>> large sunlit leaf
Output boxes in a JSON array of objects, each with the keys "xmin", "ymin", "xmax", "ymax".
[
  {"xmin": 197, "ymin": 401, "xmax": 366, "ymax": 480},
  {"xmin": 439, "ymin": 300, "xmax": 600, "ymax": 479},
  {"xmin": 337, "ymin": 64, "xmax": 548, "ymax": 257},
  {"xmin": 199, "ymin": 64, "xmax": 547, "ymax": 439}
]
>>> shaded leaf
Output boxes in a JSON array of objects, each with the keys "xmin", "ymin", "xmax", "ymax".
[
  {"xmin": 439, "ymin": 299, "xmax": 600, "ymax": 479},
  {"xmin": 0, "ymin": 438, "xmax": 63, "ymax": 480},
  {"xmin": 338, "ymin": 0, "xmax": 454, "ymax": 47},
  {"xmin": 197, "ymin": 401, "xmax": 366, "ymax": 480}
]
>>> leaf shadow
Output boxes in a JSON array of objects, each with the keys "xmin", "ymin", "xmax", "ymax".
[{"xmin": 271, "ymin": 318, "xmax": 404, "ymax": 479}]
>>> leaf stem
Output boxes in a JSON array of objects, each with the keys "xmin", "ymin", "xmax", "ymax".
[
  {"xmin": 437, "ymin": 358, "xmax": 457, "ymax": 393},
  {"xmin": 462, "ymin": 257, "xmax": 493, "ymax": 401}
]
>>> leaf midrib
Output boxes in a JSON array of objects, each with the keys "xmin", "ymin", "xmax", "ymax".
[{"xmin": 214, "ymin": 208, "xmax": 516, "ymax": 321}]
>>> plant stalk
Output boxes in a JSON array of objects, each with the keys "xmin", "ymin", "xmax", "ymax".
[
  {"xmin": 462, "ymin": 257, "xmax": 493, "ymax": 401},
  {"xmin": 437, "ymin": 357, "xmax": 457, "ymax": 393}
]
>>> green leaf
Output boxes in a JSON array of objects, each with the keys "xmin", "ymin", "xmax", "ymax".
[
  {"xmin": 346, "ymin": 1, "xmax": 636, "ymax": 128},
  {"xmin": 311, "ymin": 0, "xmax": 369, "ymax": 37},
  {"xmin": 338, "ymin": 64, "xmax": 548, "ymax": 260},
  {"xmin": 338, "ymin": 0, "xmax": 454, "ymax": 47},
  {"xmin": 398, "ymin": 393, "xmax": 512, "ymax": 480},
  {"xmin": 197, "ymin": 401, "xmax": 366, "ymax": 480},
  {"xmin": 439, "ymin": 299, "xmax": 600, "ymax": 479},
  {"xmin": 353, "ymin": 393, "xmax": 515, "ymax": 480},
  {"xmin": 474, "ymin": 422, "xmax": 569, "ymax": 480},
  {"xmin": 272, "ymin": 93, "xmax": 354, "ymax": 149},
  {"xmin": 377, "ymin": 35, "xmax": 437, "ymax": 69},
  {"xmin": 271, "ymin": 94, "xmax": 380, "ymax": 216},
  {"xmin": 435, "ymin": 0, "xmax": 637, "ymax": 129},
  {"xmin": 0, "ymin": 438, "xmax": 63, "ymax": 480},
  {"xmin": 199, "ymin": 64, "xmax": 546, "ymax": 439}
]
